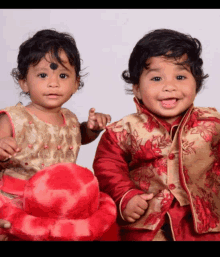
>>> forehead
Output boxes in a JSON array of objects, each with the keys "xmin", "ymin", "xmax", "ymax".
[
  {"xmin": 149, "ymin": 55, "xmax": 187, "ymax": 65},
  {"xmin": 31, "ymin": 50, "xmax": 74, "ymax": 71}
]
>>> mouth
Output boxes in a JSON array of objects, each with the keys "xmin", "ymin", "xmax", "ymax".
[
  {"xmin": 160, "ymin": 98, "xmax": 178, "ymax": 108},
  {"xmin": 45, "ymin": 93, "xmax": 61, "ymax": 99}
]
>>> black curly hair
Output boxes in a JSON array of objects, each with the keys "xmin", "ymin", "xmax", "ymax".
[
  {"xmin": 122, "ymin": 28, "xmax": 208, "ymax": 94},
  {"xmin": 11, "ymin": 29, "xmax": 85, "ymax": 96}
]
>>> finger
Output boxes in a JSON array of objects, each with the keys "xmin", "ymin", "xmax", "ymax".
[
  {"xmin": 1, "ymin": 137, "xmax": 20, "ymax": 152},
  {"xmin": 0, "ymin": 149, "xmax": 12, "ymax": 161},
  {"xmin": 88, "ymin": 108, "xmax": 96, "ymax": 117},
  {"xmin": 126, "ymin": 217, "xmax": 136, "ymax": 223},
  {"xmin": 101, "ymin": 116, "xmax": 109, "ymax": 128},
  {"xmin": 0, "ymin": 235, "xmax": 8, "ymax": 241},
  {"xmin": 134, "ymin": 207, "xmax": 145, "ymax": 216},
  {"xmin": 0, "ymin": 143, "xmax": 17, "ymax": 157},
  {"xmin": 87, "ymin": 119, "xmax": 96, "ymax": 130},
  {"xmin": 0, "ymin": 219, "xmax": 11, "ymax": 229},
  {"xmin": 131, "ymin": 212, "xmax": 141, "ymax": 220},
  {"xmin": 106, "ymin": 114, "xmax": 111, "ymax": 124},
  {"xmin": 101, "ymin": 116, "xmax": 107, "ymax": 128},
  {"xmin": 95, "ymin": 115, "xmax": 104, "ymax": 129},
  {"xmin": 140, "ymin": 193, "xmax": 154, "ymax": 201},
  {"xmin": 137, "ymin": 199, "xmax": 148, "ymax": 210}
]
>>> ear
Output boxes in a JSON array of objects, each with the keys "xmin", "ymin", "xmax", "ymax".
[
  {"xmin": 19, "ymin": 79, "xmax": 29, "ymax": 94},
  {"xmin": 132, "ymin": 84, "xmax": 142, "ymax": 100},
  {"xmin": 72, "ymin": 77, "xmax": 80, "ymax": 94}
]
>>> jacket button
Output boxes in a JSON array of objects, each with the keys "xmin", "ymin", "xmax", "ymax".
[
  {"xmin": 168, "ymin": 184, "xmax": 176, "ymax": 190},
  {"xmin": 168, "ymin": 153, "xmax": 175, "ymax": 160}
]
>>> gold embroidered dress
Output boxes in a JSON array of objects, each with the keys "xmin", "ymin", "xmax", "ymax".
[{"xmin": 0, "ymin": 103, "xmax": 81, "ymax": 198}]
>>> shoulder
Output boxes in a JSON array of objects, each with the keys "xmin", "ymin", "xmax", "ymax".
[
  {"xmin": 106, "ymin": 113, "xmax": 140, "ymax": 132},
  {"xmin": 61, "ymin": 108, "xmax": 80, "ymax": 127},
  {"xmin": 0, "ymin": 105, "xmax": 19, "ymax": 138},
  {"xmin": 192, "ymin": 106, "xmax": 220, "ymax": 119},
  {"xmin": 2, "ymin": 103, "xmax": 30, "ymax": 123}
]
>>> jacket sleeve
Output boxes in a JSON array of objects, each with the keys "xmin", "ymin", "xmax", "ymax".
[{"xmin": 93, "ymin": 129, "xmax": 144, "ymax": 219}]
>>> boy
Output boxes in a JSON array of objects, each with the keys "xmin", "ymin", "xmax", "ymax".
[{"xmin": 93, "ymin": 29, "xmax": 220, "ymax": 240}]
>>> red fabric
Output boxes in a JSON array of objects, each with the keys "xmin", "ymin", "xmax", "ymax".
[
  {"xmin": 119, "ymin": 200, "xmax": 220, "ymax": 241},
  {"xmin": 0, "ymin": 175, "xmax": 26, "ymax": 196},
  {"xmin": 0, "ymin": 163, "xmax": 117, "ymax": 241},
  {"xmin": 93, "ymin": 107, "xmax": 184, "ymax": 220},
  {"xmin": 93, "ymin": 99, "xmax": 220, "ymax": 240},
  {"xmin": 93, "ymin": 130, "xmax": 139, "ymax": 208}
]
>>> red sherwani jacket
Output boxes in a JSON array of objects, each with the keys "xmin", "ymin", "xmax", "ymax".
[{"xmin": 93, "ymin": 97, "xmax": 220, "ymax": 235}]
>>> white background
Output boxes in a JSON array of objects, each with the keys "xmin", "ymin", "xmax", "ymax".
[{"xmin": 1, "ymin": 9, "xmax": 220, "ymax": 171}]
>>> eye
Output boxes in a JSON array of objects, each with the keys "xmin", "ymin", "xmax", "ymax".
[
  {"xmin": 60, "ymin": 73, "xmax": 68, "ymax": 79},
  {"xmin": 176, "ymin": 75, "xmax": 186, "ymax": 80},
  {"xmin": 151, "ymin": 77, "xmax": 161, "ymax": 81},
  {"xmin": 38, "ymin": 73, "xmax": 47, "ymax": 78}
]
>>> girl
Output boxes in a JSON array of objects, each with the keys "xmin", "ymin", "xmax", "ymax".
[{"xmin": 0, "ymin": 29, "xmax": 112, "ymax": 239}]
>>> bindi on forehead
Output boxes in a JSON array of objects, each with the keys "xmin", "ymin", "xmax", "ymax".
[{"xmin": 50, "ymin": 63, "xmax": 58, "ymax": 70}]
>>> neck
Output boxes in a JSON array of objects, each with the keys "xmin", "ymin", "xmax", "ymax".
[{"xmin": 25, "ymin": 103, "xmax": 64, "ymax": 126}]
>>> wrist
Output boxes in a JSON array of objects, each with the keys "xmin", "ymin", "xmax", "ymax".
[{"xmin": 89, "ymin": 128, "xmax": 103, "ymax": 134}]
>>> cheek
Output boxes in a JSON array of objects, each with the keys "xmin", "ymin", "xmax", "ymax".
[
  {"xmin": 185, "ymin": 87, "xmax": 196, "ymax": 101},
  {"xmin": 141, "ymin": 86, "xmax": 158, "ymax": 101}
]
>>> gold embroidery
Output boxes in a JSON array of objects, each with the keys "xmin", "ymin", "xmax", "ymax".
[{"xmin": 0, "ymin": 103, "xmax": 81, "ymax": 182}]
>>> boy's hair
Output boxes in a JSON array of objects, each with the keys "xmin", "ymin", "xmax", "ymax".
[
  {"xmin": 122, "ymin": 28, "xmax": 208, "ymax": 94},
  {"xmin": 11, "ymin": 29, "xmax": 85, "ymax": 94}
]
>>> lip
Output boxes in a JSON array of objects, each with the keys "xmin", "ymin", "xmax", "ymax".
[
  {"xmin": 160, "ymin": 98, "xmax": 179, "ymax": 109},
  {"xmin": 45, "ymin": 94, "xmax": 61, "ymax": 99}
]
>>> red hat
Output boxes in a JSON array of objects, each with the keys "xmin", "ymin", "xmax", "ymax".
[{"xmin": 0, "ymin": 163, "xmax": 116, "ymax": 241}]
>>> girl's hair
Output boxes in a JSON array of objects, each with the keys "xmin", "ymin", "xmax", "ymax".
[
  {"xmin": 122, "ymin": 28, "xmax": 208, "ymax": 94},
  {"xmin": 11, "ymin": 29, "xmax": 85, "ymax": 95}
]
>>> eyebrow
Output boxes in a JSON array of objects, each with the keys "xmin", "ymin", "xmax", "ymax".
[
  {"xmin": 33, "ymin": 66, "xmax": 70, "ymax": 73},
  {"xmin": 145, "ymin": 64, "xmax": 190, "ymax": 74},
  {"xmin": 145, "ymin": 68, "xmax": 161, "ymax": 74},
  {"xmin": 32, "ymin": 67, "xmax": 48, "ymax": 72}
]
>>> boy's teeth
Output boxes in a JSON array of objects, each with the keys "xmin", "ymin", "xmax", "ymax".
[
  {"xmin": 162, "ymin": 99, "xmax": 176, "ymax": 104},
  {"xmin": 161, "ymin": 99, "xmax": 177, "ymax": 107}
]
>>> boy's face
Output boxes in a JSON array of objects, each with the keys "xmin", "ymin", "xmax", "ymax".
[
  {"xmin": 133, "ymin": 55, "xmax": 197, "ymax": 124},
  {"xmin": 19, "ymin": 50, "xmax": 79, "ymax": 112}
]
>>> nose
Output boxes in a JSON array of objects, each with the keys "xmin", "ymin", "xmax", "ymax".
[
  {"xmin": 47, "ymin": 75, "xmax": 60, "ymax": 88},
  {"xmin": 162, "ymin": 80, "xmax": 177, "ymax": 92}
]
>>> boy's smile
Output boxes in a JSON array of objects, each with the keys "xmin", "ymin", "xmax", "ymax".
[{"xmin": 133, "ymin": 55, "xmax": 197, "ymax": 124}]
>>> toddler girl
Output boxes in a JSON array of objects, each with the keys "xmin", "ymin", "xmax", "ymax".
[{"xmin": 0, "ymin": 29, "xmax": 112, "ymax": 239}]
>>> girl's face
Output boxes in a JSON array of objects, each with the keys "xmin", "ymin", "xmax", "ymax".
[
  {"xmin": 133, "ymin": 55, "xmax": 197, "ymax": 124},
  {"xmin": 19, "ymin": 50, "xmax": 79, "ymax": 112}
]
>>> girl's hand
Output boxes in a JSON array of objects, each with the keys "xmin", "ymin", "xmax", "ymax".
[
  {"xmin": 0, "ymin": 137, "xmax": 21, "ymax": 161},
  {"xmin": 0, "ymin": 219, "xmax": 11, "ymax": 229},
  {"xmin": 0, "ymin": 219, "xmax": 11, "ymax": 241},
  {"xmin": 87, "ymin": 108, "xmax": 111, "ymax": 131}
]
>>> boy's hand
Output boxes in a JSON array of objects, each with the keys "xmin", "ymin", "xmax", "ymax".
[
  {"xmin": 0, "ymin": 137, "xmax": 21, "ymax": 161},
  {"xmin": 122, "ymin": 193, "xmax": 154, "ymax": 223},
  {"xmin": 87, "ymin": 108, "xmax": 111, "ymax": 131}
]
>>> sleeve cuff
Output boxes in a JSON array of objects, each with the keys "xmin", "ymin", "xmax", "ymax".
[{"xmin": 119, "ymin": 189, "xmax": 144, "ymax": 221}]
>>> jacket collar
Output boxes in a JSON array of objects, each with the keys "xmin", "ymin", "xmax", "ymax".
[{"xmin": 133, "ymin": 97, "xmax": 194, "ymax": 132}]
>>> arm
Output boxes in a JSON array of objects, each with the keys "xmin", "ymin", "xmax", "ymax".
[
  {"xmin": 93, "ymin": 129, "xmax": 144, "ymax": 213},
  {"xmin": 0, "ymin": 113, "xmax": 20, "ymax": 161},
  {"xmin": 80, "ymin": 122, "xmax": 102, "ymax": 145},
  {"xmin": 0, "ymin": 113, "xmax": 17, "ymax": 236},
  {"xmin": 81, "ymin": 108, "xmax": 111, "ymax": 145},
  {"xmin": 0, "ymin": 113, "xmax": 13, "ymax": 139}
]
